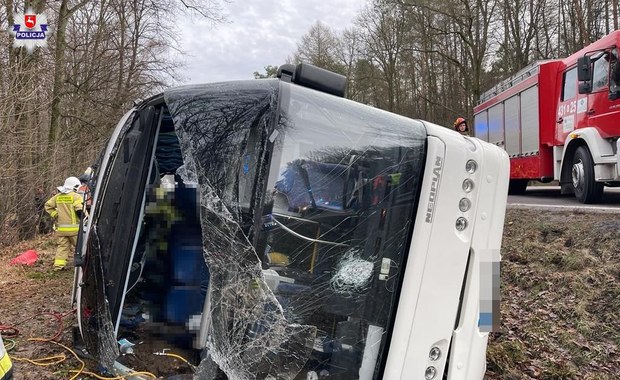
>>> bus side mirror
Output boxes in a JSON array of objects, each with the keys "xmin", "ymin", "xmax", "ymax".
[{"xmin": 577, "ymin": 56, "xmax": 591, "ymax": 81}]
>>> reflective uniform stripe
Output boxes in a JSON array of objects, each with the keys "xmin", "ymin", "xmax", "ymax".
[
  {"xmin": 0, "ymin": 353, "xmax": 11, "ymax": 376},
  {"xmin": 57, "ymin": 224, "xmax": 79, "ymax": 233},
  {"xmin": 0, "ymin": 339, "xmax": 12, "ymax": 380},
  {"xmin": 54, "ymin": 258, "xmax": 67, "ymax": 267}
]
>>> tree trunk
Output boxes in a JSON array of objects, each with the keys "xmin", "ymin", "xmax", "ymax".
[
  {"xmin": 13, "ymin": 0, "xmax": 46, "ymax": 240},
  {"xmin": 613, "ymin": 0, "xmax": 619, "ymax": 31},
  {"xmin": 47, "ymin": 0, "xmax": 70, "ymax": 182}
]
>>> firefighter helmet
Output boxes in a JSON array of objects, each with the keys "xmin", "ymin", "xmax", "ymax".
[
  {"xmin": 57, "ymin": 176, "xmax": 81, "ymax": 193},
  {"xmin": 454, "ymin": 117, "xmax": 467, "ymax": 128}
]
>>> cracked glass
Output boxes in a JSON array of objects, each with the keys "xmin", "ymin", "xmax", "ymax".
[{"xmin": 163, "ymin": 79, "xmax": 427, "ymax": 379}]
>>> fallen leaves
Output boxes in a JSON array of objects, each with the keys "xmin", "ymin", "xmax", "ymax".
[{"xmin": 486, "ymin": 209, "xmax": 620, "ymax": 379}]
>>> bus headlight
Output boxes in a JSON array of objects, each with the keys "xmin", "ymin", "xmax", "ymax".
[
  {"xmin": 459, "ymin": 198, "xmax": 471, "ymax": 212},
  {"xmin": 425, "ymin": 366, "xmax": 437, "ymax": 379},
  {"xmin": 429, "ymin": 346, "xmax": 441, "ymax": 361},
  {"xmin": 456, "ymin": 217, "xmax": 468, "ymax": 231},
  {"xmin": 462, "ymin": 179, "xmax": 474, "ymax": 193},
  {"xmin": 465, "ymin": 159, "xmax": 477, "ymax": 174}
]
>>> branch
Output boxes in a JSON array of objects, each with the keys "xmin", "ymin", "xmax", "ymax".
[
  {"xmin": 67, "ymin": 0, "xmax": 91, "ymax": 17},
  {"xmin": 179, "ymin": 0, "xmax": 227, "ymax": 22}
]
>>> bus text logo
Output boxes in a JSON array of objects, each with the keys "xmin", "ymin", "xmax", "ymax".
[{"xmin": 425, "ymin": 156, "xmax": 443, "ymax": 223}]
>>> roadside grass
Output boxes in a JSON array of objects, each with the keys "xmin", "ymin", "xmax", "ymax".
[
  {"xmin": 2, "ymin": 210, "xmax": 620, "ymax": 378},
  {"xmin": 486, "ymin": 209, "xmax": 620, "ymax": 379}
]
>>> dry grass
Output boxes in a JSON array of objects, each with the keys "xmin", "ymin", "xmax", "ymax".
[{"xmin": 486, "ymin": 209, "xmax": 620, "ymax": 379}]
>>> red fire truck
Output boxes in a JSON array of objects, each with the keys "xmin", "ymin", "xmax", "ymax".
[{"xmin": 474, "ymin": 30, "xmax": 620, "ymax": 203}]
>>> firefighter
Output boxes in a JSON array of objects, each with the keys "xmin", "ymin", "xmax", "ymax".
[
  {"xmin": 453, "ymin": 117, "xmax": 470, "ymax": 136},
  {"xmin": 0, "ymin": 334, "xmax": 12, "ymax": 380},
  {"xmin": 77, "ymin": 175, "xmax": 92, "ymax": 212},
  {"xmin": 45, "ymin": 177, "xmax": 84, "ymax": 270}
]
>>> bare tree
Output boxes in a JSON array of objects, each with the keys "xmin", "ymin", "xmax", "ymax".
[
  {"xmin": 293, "ymin": 21, "xmax": 340, "ymax": 71},
  {"xmin": 357, "ymin": 0, "xmax": 411, "ymax": 112},
  {"xmin": 498, "ymin": 0, "xmax": 546, "ymax": 72},
  {"xmin": 0, "ymin": 0, "xmax": 226, "ymax": 242}
]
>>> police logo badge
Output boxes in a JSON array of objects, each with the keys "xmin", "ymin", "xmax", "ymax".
[{"xmin": 10, "ymin": 8, "xmax": 50, "ymax": 53}]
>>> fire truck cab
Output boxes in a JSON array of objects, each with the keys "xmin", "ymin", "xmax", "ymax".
[
  {"xmin": 474, "ymin": 30, "xmax": 620, "ymax": 203},
  {"xmin": 73, "ymin": 63, "xmax": 509, "ymax": 379}
]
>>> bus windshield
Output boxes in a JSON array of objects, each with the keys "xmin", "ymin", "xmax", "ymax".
[{"xmin": 253, "ymin": 82, "xmax": 427, "ymax": 378}]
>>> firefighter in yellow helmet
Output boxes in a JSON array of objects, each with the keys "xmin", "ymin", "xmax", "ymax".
[
  {"xmin": 45, "ymin": 177, "xmax": 84, "ymax": 270},
  {"xmin": 454, "ymin": 117, "xmax": 470, "ymax": 136}
]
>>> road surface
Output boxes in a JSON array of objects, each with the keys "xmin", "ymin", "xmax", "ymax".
[{"xmin": 507, "ymin": 185, "xmax": 620, "ymax": 212}]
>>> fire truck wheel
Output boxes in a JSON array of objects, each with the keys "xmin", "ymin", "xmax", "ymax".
[
  {"xmin": 508, "ymin": 179, "xmax": 529, "ymax": 195},
  {"xmin": 572, "ymin": 146, "xmax": 603, "ymax": 203}
]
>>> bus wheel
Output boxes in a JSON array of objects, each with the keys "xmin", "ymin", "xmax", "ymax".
[
  {"xmin": 572, "ymin": 146, "xmax": 603, "ymax": 203},
  {"xmin": 508, "ymin": 179, "xmax": 529, "ymax": 195}
]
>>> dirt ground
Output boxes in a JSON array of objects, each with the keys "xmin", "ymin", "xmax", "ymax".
[
  {"xmin": 0, "ymin": 237, "xmax": 79, "ymax": 379},
  {"xmin": 486, "ymin": 209, "xmax": 620, "ymax": 379},
  {"xmin": 1, "ymin": 208, "xmax": 619, "ymax": 379}
]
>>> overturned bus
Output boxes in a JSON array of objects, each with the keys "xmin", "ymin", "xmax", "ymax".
[{"xmin": 72, "ymin": 63, "xmax": 509, "ymax": 380}]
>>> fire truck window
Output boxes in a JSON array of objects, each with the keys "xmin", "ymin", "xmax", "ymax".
[
  {"xmin": 592, "ymin": 55, "xmax": 609, "ymax": 92},
  {"xmin": 611, "ymin": 49, "xmax": 620, "ymax": 93},
  {"xmin": 562, "ymin": 68, "xmax": 577, "ymax": 101}
]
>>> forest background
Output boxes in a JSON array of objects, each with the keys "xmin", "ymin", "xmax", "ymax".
[{"xmin": 1, "ymin": 0, "xmax": 617, "ymax": 241}]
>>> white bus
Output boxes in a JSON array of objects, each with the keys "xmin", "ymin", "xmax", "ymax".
[{"xmin": 73, "ymin": 63, "xmax": 509, "ymax": 380}]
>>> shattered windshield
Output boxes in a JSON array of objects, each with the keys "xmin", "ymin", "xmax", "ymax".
[
  {"xmin": 165, "ymin": 79, "xmax": 426, "ymax": 379},
  {"xmin": 258, "ymin": 82, "xmax": 427, "ymax": 379}
]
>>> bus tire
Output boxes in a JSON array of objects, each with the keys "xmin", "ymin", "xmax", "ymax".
[
  {"xmin": 572, "ymin": 146, "xmax": 603, "ymax": 203},
  {"xmin": 508, "ymin": 179, "xmax": 528, "ymax": 195}
]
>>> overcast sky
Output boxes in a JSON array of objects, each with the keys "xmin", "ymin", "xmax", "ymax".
[{"xmin": 177, "ymin": 0, "xmax": 367, "ymax": 84}]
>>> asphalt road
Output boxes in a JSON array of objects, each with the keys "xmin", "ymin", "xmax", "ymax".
[{"xmin": 507, "ymin": 185, "xmax": 620, "ymax": 211}]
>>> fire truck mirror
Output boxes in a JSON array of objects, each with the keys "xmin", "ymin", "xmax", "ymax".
[
  {"xmin": 577, "ymin": 55, "xmax": 592, "ymax": 82},
  {"xmin": 579, "ymin": 81, "xmax": 592, "ymax": 94}
]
